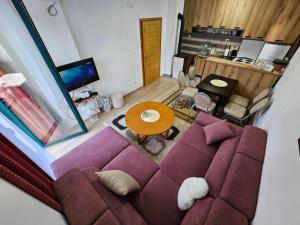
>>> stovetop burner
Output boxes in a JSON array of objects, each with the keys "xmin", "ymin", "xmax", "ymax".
[{"xmin": 232, "ymin": 57, "xmax": 255, "ymax": 65}]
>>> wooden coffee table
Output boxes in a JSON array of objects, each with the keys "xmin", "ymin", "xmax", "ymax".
[{"xmin": 125, "ymin": 101, "xmax": 175, "ymax": 144}]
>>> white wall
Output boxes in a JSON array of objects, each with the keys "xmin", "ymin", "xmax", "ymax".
[
  {"xmin": 0, "ymin": 179, "xmax": 67, "ymax": 225},
  {"xmin": 23, "ymin": 0, "xmax": 80, "ymax": 66},
  {"xmin": 253, "ymin": 48, "xmax": 300, "ymax": 225},
  {"xmin": 24, "ymin": 0, "xmax": 184, "ymax": 96},
  {"xmin": 164, "ymin": 0, "xmax": 185, "ymax": 75},
  {"xmin": 60, "ymin": 0, "xmax": 170, "ymax": 96},
  {"xmin": 0, "ymin": 0, "xmax": 81, "ymax": 130}
]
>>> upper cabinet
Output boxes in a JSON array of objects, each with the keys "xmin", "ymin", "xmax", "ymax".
[
  {"xmin": 265, "ymin": 0, "xmax": 300, "ymax": 43},
  {"xmin": 183, "ymin": 0, "xmax": 300, "ymax": 44}
]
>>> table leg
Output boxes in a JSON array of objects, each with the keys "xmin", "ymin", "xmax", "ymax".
[
  {"xmin": 160, "ymin": 129, "xmax": 170, "ymax": 140},
  {"xmin": 137, "ymin": 134, "xmax": 148, "ymax": 145}
]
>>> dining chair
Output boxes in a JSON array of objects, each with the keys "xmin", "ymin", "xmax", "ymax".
[
  {"xmin": 229, "ymin": 87, "xmax": 272, "ymax": 108},
  {"xmin": 178, "ymin": 71, "xmax": 198, "ymax": 99},
  {"xmin": 178, "ymin": 71, "xmax": 186, "ymax": 93},
  {"xmin": 188, "ymin": 65, "xmax": 196, "ymax": 87},
  {"xmin": 224, "ymin": 97, "xmax": 272, "ymax": 126},
  {"xmin": 189, "ymin": 92, "xmax": 216, "ymax": 115}
]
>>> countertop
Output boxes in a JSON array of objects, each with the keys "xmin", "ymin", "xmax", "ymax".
[{"xmin": 204, "ymin": 56, "xmax": 282, "ymax": 76}]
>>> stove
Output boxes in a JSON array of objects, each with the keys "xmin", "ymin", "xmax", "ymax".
[{"xmin": 232, "ymin": 57, "xmax": 255, "ymax": 65}]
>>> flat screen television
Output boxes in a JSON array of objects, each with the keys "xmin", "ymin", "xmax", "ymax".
[{"xmin": 56, "ymin": 58, "xmax": 99, "ymax": 92}]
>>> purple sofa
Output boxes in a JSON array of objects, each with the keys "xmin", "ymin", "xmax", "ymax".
[{"xmin": 51, "ymin": 113, "xmax": 267, "ymax": 225}]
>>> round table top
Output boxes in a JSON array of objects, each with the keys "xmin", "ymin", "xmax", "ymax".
[{"xmin": 125, "ymin": 101, "xmax": 175, "ymax": 136}]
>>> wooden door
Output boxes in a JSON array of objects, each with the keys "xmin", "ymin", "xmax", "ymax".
[{"xmin": 140, "ymin": 18, "xmax": 162, "ymax": 86}]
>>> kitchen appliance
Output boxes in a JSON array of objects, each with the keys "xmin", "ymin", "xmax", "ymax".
[
  {"xmin": 232, "ymin": 57, "xmax": 256, "ymax": 65},
  {"xmin": 172, "ymin": 55, "xmax": 185, "ymax": 79},
  {"xmin": 236, "ymin": 39, "xmax": 265, "ymax": 61},
  {"xmin": 255, "ymin": 59, "xmax": 274, "ymax": 72},
  {"xmin": 257, "ymin": 43, "xmax": 291, "ymax": 61},
  {"xmin": 172, "ymin": 54, "xmax": 195, "ymax": 79}
]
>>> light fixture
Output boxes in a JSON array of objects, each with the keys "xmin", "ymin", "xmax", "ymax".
[{"xmin": 48, "ymin": 0, "xmax": 58, "ymax": 16}]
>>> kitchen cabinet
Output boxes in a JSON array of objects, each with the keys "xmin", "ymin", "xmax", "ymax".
[
  {"xmin": 183, "ymin": 0, "xmax": 300, "ymax": 44},
  {"xmin": 266, "ymin": 0, "xmax": 300, "ymax": 44}
]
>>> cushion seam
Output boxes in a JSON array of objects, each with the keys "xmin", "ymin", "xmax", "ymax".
[
  {"xmin": 236, "ymin": 152, "xmax": 263, "ymax": 164},
  {"xmin": 82, "ymin": 171, "xmax": 125, "ymax": 224},
  {"xmin": 179, "ymin": 140, "xmax": 215, "ymax": 160},
  {"xmin": 99, "ymin": 143, "xmax": 131, "ymax": 170}
]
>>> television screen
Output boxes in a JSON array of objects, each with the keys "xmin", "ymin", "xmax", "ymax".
[{"xmin": 56, "ymin": 58, "xmax": 99, "ymax": 92}]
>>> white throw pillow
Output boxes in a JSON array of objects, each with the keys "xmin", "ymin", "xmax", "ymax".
[{"xmin": 177, "ymin": 177, "xmax": 209, "ymax": 210}]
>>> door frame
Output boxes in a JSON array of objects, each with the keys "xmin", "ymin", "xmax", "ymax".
[{"xmin": 139, "ymin": 17, "xmax": 162, "ymax": 86}]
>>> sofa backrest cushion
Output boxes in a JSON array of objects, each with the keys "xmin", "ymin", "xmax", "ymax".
[
  {"xmin": 204, "ymin": 198, "xmax": 248, "ymax": 225},
  {"xmin": 53, "ymin": 168, "xmax": 108, "ymax": 225},
  {"xmin": 220, "ymin": 153, "xmax": 263, "ymax": 219},
  {"xmin": 51, "ymin": 127, "xmax": 130, "ymax": 179},
  {"xmin": 236, "ymin": 125, "xmax": 267, "ymax": 162},
  {"xmin": 205, "ymin": 137, "xmax": 240, "ymax": 198}
]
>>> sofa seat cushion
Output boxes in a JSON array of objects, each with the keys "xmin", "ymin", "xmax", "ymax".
[
  {"xmin": 205, "ymin": 199, "xmax": 248, "ymax": 225},
  {"xmin": 236, "ymin": 125, "xmax": 267, "ymax": 162},
  {"xmin": 229, "ymin": 94, "xmax": 249, "ymax": 108},
  {"xmin": 220, "ymin": 154, "xmax": 263, "ymax": 219},
  {"xmin": 204, "ymin": 137, "xmax": 240, "ymax": 198},
  {"xmin": 160, "ymin": 141, "xmax": 211, "ymax": 184},
  {"xmin": 53, "ymin": 168, "xmax": 108, "ymax": 225},
  {"xmin": 83, "ymin": 167, "xmax": 147, "ymax": 225},
  {"xmin": 133, "ymin": 170, "xmax": 185, "ymax": 225},
  {"xmin": 102, "ymin": 145, "xmax": 158, "ymax": 188},
  {"xmin": 224, "ymin": 102, "xmax": 247, "ymax": 119},
  {"xmin": 51, "ymin": 127, "xmax": 130, "ymax": 178},
  {"xmin": 179, "ymin": 123, "xmax": 219, "ymax": 159},
  {"xmin": 181, "ymin": 197, "xmax": 214, "ymax": 225},
  {"xmin": 93, "ymin": 210, "xmax": 121, "ymax": 225}
]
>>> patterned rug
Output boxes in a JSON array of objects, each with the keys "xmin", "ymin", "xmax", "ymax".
[
  {"xmin": 163, "ymin": 90, "xmax": 200, "ymax": 123},
  {"xmin": 103, "ymin": 113, "xmax": 191, "ymax": 164}
]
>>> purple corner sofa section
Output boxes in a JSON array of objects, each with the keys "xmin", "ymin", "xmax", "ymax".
[{"xmin": 51, "ymin": 113, "xmax": 267, "ymax": 225}]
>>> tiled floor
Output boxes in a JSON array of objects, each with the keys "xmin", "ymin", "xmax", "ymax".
[{"xmin": 46, "ymin": 76, "xmax": 181, "ymax": 159}]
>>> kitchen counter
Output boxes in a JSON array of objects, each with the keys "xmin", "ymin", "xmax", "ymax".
[
  {"xmin": 205, "ymin": 57, "xmax": 281, "ymax": 75},
  {"xmin": 195, "ymin": 56, "xmax": 281, "ymax": 100}
]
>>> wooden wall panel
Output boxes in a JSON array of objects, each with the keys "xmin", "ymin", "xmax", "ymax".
[
  {"xmin": 196, "ymin": 57, "xmax": 281, "ymax": 100},
  {"xmin": 286, "ymin": 17, "xmax": 300, "ymax": 44},
  {"xmin": 266, "ymin": 0, "xmax": 300, "ymax": 43},
  {"xmin": 194, "ymin": 56, "xmax": 206, "ymax": 76},
  {"xmin": 183, "ymin": 0, "xmax": 197, "ymax": 32}
]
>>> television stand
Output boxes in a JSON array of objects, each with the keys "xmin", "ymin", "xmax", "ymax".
[
  {"xmin": 73, "ymin": 92, "xmax": 100, "ymax": 122},
  {"xmin": 73, "ymin": 92, "xmax": 98, "ymax": 105}
]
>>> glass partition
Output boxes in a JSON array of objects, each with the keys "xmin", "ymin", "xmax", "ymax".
[{"xmin": 0, "ymin": 0, "xmax": 87, "ymax": 146}]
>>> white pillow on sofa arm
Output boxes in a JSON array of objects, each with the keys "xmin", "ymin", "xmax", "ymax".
[{"xmin": 177, "ymin": 177, "xmax": 209, "ymax": 210}]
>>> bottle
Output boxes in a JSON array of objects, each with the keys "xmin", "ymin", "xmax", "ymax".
[{"xmin": 224, "ymin": 39, "xmax": 230, "ymax": 57}]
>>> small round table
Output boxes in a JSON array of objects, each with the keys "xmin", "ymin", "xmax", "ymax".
[{"xmin": 125, "ymin": 101, "xmax": 175, "ymax": 144}]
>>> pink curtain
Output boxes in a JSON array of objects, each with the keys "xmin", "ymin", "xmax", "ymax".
[
  {"xmin": 0, "ymin": 133, "xmax": 62, "ymax": 211},
  {"xmin": 0, "ymin": 68, "xmax": 60, "ymax": 144}
]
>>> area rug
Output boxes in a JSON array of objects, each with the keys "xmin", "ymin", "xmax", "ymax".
[
  {"xmin": 163, "ymin": 90, "xmax": 200, "ymax": 123},
  {"xmin": 103, "ymin": 113, "xmax": 191, "ymax": 164}
]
